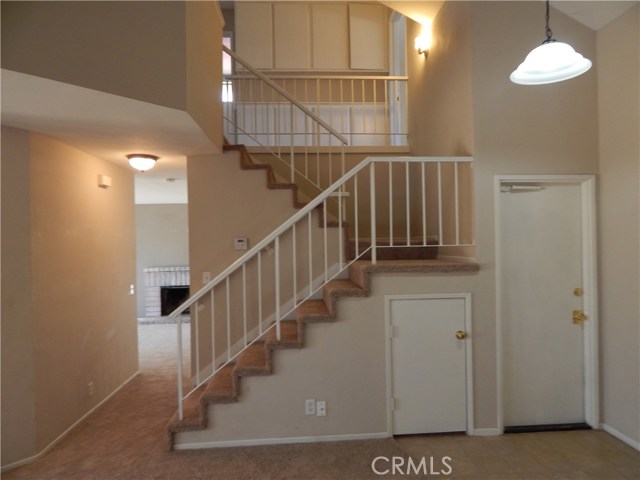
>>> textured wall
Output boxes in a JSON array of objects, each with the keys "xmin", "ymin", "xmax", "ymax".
[
  {"xmin": 597, "ymin": 4, "xmax": 640, "ymax": 446},
  {"xmin": 1, "ymin": 130, "xmax": 139, "ymax": 467}
]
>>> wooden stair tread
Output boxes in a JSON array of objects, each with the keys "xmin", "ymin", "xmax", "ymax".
[
  {"xmin": 265, "ymin": 320, "xmax": 300, "ymax": 347},
  {"xmin": 168, "ymin": 386, "xmax": 206, "ymax": 432},
  {"xmin": 202, "ymin": 364, "xmax": 237, "ymax": 404},
  {"xmin": 325, "ymin": 279, "xmax": 367, "ymax": 296},
  {"xmin": 234, "ymin": 342, "xmax": 269, "ymax": 375},
  {"xmin": 296, "ymin": 300, "xmax": 331, "ymax": 321}
]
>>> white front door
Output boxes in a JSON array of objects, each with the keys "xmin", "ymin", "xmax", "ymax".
[
  {"xmin": 389, "ymin": 296, "xmax": 470, "ymax": 435},
  {"xmin": 499, "ymin": 182, "xmax": 587, "ymax": 427}
]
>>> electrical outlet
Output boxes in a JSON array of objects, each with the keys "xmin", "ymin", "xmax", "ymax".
[
  {"xmin": 129, "ymin": 284, "xmax": 135, "ymax": 295},
  {"xmin": 316, "ymin": 400, "xmax": 327, "ymax": 417},
  {"xmin": 305, "ymin": 399, "xmax": 316, "ymax": 415},
  {"xmin": 87, "ymin": 382, "xmax": 95, "ymax": 397}
]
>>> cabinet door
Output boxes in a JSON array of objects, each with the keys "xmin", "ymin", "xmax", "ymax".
[
  {"xmin": 311, "ymin": 4, "xmax": 349, "ymax": 70},
  {"xmin": 274, "ymin": 3, "xmax": 311, "ymax": 70},
  {"xmin": 349, "ymin": 3, "xmax": 388, "ymax": 71},
  {"xmin": 235, "ymin": 2, "xmax": 273, "ymax": 69}
]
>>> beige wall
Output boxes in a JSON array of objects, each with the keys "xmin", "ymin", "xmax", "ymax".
[
  {"xmin": 187, "ymin": 151, "xmax": 302, "ymax": 287},
  {"xmin": 596, "ymin": 4, "xmax": 640, "ymax": 445},
  {"xmin": 1, "ymin": 128, "xmax": 37, "ymax": 466},
  {"xmin": 1, "ymin": 129, "xmax": 139, "ymax": 466},
  {"xmin": 135, "ymin": 205, "xmax": 190, "ymax": 318},
  {"xmin": 187, "ymin": 1, "xmax": 224, "ymax": 148},
  {"xmin": 407, "ymin": 2, "xmax": 474, "ymax": 157},
  {"xmin": 1, "ymin": 1, "xmax": 186, "ymax": 110},
  {"xmin": 2, "ymin": 1, "xmax": 223, "ymax": 151}
]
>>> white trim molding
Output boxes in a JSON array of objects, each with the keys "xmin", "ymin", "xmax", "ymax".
[
  {"xmin": 175, "ymin": 432, "xmax": 391, "ymax": 450},
  {"xmin": 469, "ymin": 428, "xmax": 501, "ymax": 436},
  {"xmin": 601, "ymin": 424, "xmax": 640, "ymax": 452},
  {"xmin": 1, "ymin": 371, "xmax": 140, "ymax": 473}
]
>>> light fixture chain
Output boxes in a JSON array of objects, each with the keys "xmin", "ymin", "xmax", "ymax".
[{"xmin": 544, "ymin": 0, "xmax": 554, "ymax": 43}]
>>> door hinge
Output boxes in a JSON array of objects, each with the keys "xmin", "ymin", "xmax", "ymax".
[{"xmin": 391, "ymin": 325, "xmax": 399, "ymax": 338}]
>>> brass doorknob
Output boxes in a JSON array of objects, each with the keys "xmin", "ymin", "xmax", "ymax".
[
  {"xmin": 455, "ymin": 330, "xmax": 467, "ymax": 340},
  {"xmin": 572, "ymin": 310, "xmax": 587, "ymax": 325}
]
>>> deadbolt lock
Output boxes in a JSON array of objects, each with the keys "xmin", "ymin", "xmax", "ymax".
[
  {"xmin": 573, "ymin": 288, "xmax": 583, "ymax": 297},
  {"xmin": 572, "ymin": 310, "xmax": 587, "ymax": 325},
  {"xmin": 455, "ymin": 330, "xmax": 467, "ymax": 340}
]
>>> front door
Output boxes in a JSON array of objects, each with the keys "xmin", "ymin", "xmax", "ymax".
[{"xmin": 499, "ymin": 182, "xmax": 587, "ymax": 428}]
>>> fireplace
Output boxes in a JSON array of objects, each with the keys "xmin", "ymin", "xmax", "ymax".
[
  {"xmin": 143, "ymin": 266, "xmax": 190, "ymax": 318},
  {"xmin": 160, "ymin": 286, "xmax": 190, "ymax": 316}
]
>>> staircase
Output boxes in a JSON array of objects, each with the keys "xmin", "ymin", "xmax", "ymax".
[
  {"xmin": 166, "ymin": 257, "xmax": 477, "ymax": 450},
  {"xmin": 164, "ymin": 46, "xmax": 475, "ymax": 450}
]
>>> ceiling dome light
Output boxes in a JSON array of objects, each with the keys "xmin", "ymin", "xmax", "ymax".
[
  {"xmin": 127, "ymin": 154, "xmax": 158, "ymax": 172},
  {"xmin": 510, "ymin": 0, "xmax": 591, "ymax": 85}
]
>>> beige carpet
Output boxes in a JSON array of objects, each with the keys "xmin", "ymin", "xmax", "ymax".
[{"xmin": 3, "ymin": 324, "xmax": 410, "ymax": 480}]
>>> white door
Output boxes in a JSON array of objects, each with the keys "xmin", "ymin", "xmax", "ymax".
[
  {"xmin": 390, "ymin": 296, "xmax": 470, "ymax": 434},
  {"xmin": 500, "ymin": 182, "xmax": 586, "ymax": 427}
]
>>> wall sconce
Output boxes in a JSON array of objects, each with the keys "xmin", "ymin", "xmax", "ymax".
[
  {"xmin": 415, "ymin": 22, "xmax": 432, "ymax": 57},
  {"xmin": 127, "ymin": 154, "xmax": 158, "ymax": 173}
]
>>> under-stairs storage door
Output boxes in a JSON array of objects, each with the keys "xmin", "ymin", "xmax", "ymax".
[{"xmin": 389, "ymin": 296, "xmax": 470, "ymax": 435}]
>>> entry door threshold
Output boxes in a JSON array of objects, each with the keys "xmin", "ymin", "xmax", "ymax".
[{"xmin": 505, "ymin": 423, "xmax": 591, "ymax": 434}]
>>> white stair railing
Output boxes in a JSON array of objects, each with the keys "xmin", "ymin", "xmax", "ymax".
[
  {"xmin": 223, "ymin": 45, "xmax": 349, "ymax": 191},
  {"xmin": 226, "ymin": 74, "xmax": 409, "ymax": 148},
  {"xmin": 171, "ymin": 156, "xmax": 474, "ymax": 421}
]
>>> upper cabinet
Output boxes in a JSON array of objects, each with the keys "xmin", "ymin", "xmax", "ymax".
[
  {"xmin": 349, "ymin": 3, "xmax": 389, "ymax": 71},
  {"xmin": 311, "ymin": 3, "xmax": 350, "ymax": 71},
  {"xmin": 235, "ymin": 2, "xmax": 273, "ymax": 69},
  {"xmin": 274, "ymin": 3, "xmax": 312, "ymax": 70},
  {"xmin": 235, "ymin": 2, "xmax": 389, "ymax": 72}
]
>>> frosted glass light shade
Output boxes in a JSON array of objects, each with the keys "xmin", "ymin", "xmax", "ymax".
[
  {"xmin": 127, "ymin": 154, "xmax": 158, "ymax": 172},
  {"xmin": 510, "ymin": 41, "xmax": 592, "ymax": 85}
]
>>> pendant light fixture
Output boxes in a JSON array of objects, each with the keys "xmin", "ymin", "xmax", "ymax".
[
  {"xmin": 510, "ymin": 0, "xmax": 591, "ymax": 85},
  {"xmin": 127, "ymin": 153, "xmax": 158, "ymax": 173}
]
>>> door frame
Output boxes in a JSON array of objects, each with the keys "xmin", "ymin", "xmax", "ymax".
[
  {"xmin": 385, "ymin": 293, "xmax": 475, "ymax": 435},
  {"xmin": 494, "ymin": 175, "xmax": 599, "ymax": 433}
]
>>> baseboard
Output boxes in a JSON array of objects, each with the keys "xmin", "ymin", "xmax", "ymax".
[
  {"xmin": 174, "ymin": 432, "xmax": 391, "ymax": 450},
  {"xmin": 1, "ymin": 370, "xmax": 140, "ymax": 473},
  {"xmin": 469, "ymin": 428, "xmax": 501, "ymax": 436},
  {"xmin": 601, "ymin": 423, "xmax": 640, "ymax": 451}
]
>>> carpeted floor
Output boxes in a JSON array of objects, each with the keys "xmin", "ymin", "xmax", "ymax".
[
  {"xmin": 2, "ymin": 324, "xmax": 409, "ymax": 480},
  {"xmin": 4, "ymin": 324, "xmax": 639, "ymax": 480}
]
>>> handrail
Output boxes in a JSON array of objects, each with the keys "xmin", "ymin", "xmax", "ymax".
[
  {"xmin": 227, "ymin": 74, "xmax": 409, "ymax": 81},
  {"xmin": 168, "ymin": 155, "xmax": 472, "ymax": 318},
  {"xmin": 223, "ymin": 45, "xmax": 348, "ymax": 146}
]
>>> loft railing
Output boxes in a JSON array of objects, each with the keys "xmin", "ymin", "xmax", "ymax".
[
  {"xmin": 225, "ymin": 73, "xmax": 409, "ymax": 148},
  {"xmin": 223, "ymin": 45, "xmax": 348, "ymax": 191},
  {"xmin": 171, "ymin": 156, "xmax": 474, "ymax": 420}
]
